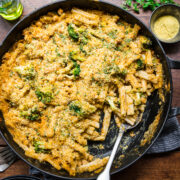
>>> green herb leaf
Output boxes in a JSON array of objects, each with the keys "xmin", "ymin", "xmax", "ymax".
[
  {"xmin": 126, "ymin": 0, "xmax": 133, "ymax": 7},
  {"xmin": 122, "ymin": 0, "xmax": 178, "ymax": 13},
  {"xmin": 133, "ymin": 3, "xmax": 139, "ymax": 13}
]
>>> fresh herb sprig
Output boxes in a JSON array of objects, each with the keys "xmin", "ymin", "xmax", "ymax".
[{"xmin": 122, "ymin": 0, "xmax": 179, "ymax": 13}]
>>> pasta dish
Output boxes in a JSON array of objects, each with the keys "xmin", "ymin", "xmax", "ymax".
[{"xmin": 0, "ymin": 8, "xmax": 164, "ymax": 175}]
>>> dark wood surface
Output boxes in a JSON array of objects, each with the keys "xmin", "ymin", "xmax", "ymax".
[{"xmin": 0, "ymin": 0, "xmax": 180, "ymax": 179}]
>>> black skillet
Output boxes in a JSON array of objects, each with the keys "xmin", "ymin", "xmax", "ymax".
[
  {"xmin": 0, "ymin": 0, "xmax": 180, "ymax": 179},
  {"xmin": 2, "ymin": 175, "xmax": 40, "ymax": 180}
]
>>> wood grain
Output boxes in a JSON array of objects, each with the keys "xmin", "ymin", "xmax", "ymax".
[{"xmin": 0, "ymin": 0, "xmax": 180, "ymax": 179}]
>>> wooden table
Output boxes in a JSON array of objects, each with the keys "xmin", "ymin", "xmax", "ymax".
[{"xmin": 0, "ymin": 0, "xmax": 180, "ymax": 179}]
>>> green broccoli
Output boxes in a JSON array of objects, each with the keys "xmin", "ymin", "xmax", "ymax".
[
  {"xmin": 33, "ymin": 140, "xmax": 50, "ymax": 154},
  {"xmin": 20, "ymin": 107, "xmax": 41, "ymax": 121},
  {"xmin": 35, "ymin": 90, "xmax": 53, "ymax": 104},
  {"xmin": 136, "ymin": 59, "xmax": 144, "ymax": 70},
  {"xmin": 68, "ymin": 24, "xmax": 79, "ymax": 41},
  {"xmin": 142, "ymin": 37, "xmax": 152, "ymax": 49},
  {"xmin": 69, "ymin": 100, "xmax": 96, "ymax": 117},
  {"xmin": 72, "ymin": 61, "xmax": 81, "ymax": 78},
  {"xmin": 103, "ymin": 64, "xmax": 127, "ymax": 77},
  {"xmin": 78, "ymin": 28, "xmax": 89, "ymax": 44},
  {"xmin": 14, "ymin": 65, "xmax": 36, "ymax": 80},
  {"xmin": 69, "ymin": 102, "xmax": 82, "ymax": 115}
]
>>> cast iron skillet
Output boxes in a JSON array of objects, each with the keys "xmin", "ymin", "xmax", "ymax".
[
  {"xmin": 2, "ymin": 175, "xmax": 40, "ymax": 180},
  {"xmin": 0, "ymin": 0, "xmax": 180, "ymax": 179}
]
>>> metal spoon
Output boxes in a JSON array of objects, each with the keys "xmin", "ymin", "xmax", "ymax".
[
  {"xmin": 97, "ymin": 120, "xmax": 141, "ymax": 180},
  {"xmin": 97, "ymin": 91, "xmax": 157, "ymax": 180}
]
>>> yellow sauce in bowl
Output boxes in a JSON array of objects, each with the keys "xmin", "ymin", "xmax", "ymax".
[{"xmin": 154, "ymin": 15, "xmax": 179, "ymax": 41}]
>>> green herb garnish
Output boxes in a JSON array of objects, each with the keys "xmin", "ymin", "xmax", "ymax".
[{"xmin": 122, "ymin": 0, "xmax": 179, "ymax": 13}]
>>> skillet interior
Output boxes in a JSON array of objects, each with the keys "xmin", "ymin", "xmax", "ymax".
[{"xmin": 0, "ymin": 0, "xmax": 172, "ymax": 179}]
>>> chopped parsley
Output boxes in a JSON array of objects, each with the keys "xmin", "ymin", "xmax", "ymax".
[{"xmin": 122, "ymin": 0, "xmax": 179, "ymax": 13}]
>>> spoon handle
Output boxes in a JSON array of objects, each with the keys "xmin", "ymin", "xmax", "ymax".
[{"xmin": 97, "ymin": 127, "xmax": 125, "ymax": 180}]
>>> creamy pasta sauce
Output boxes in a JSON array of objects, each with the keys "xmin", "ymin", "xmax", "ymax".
[{"xmin": 0, "ymin": 8, "xmax": 164, "ymax": 175}]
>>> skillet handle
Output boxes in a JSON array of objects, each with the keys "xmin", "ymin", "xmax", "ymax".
[
  {"xmin": 167, "ymin": 57, "xmax": 180, "ymax": 69},
  {"xmin": 167, "ymin": 56, "xmax": 180, "ymax": 118}
]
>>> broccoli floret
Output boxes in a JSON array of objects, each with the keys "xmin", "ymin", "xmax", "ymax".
[
  {"xmin": 72, "ymin": 61, "xmax": 81, "ymax": 77},
  {"xmin": 69, "ymin": 101, "xmax": 82, "ymax": 115},
  {"xmin": 28, "ymin": 108, "xmax": 41, "ymax": 121},
  {"xmin": 103, "ymin": 64, "xmax": 127, "ymax": 77},
  {"xmin": 68, "ymin": 24, "xmax": 79, "ymax": 41},
  {"xmin": 69, "ymin": 51, "xmax": 85, "ymax": 62},
  {"xmin": 69, "ymin": 100, "xmax": 96, "ymax": 117},
  {"xmin": 35, "ymin": 90, "xmax": 53, "ymax": 104},
  {"xmin": 136, "ymin": 59, "xmax": 144, "ymax": 70},
  {"xmin": 20, "ymin": 107, "xmax": 41, "ymax": 121},
  {"xmin": 14, "ymin": 65, "xmax": 36, "ymax": 80},
  {"xmin": 79, "ymin": 29, "xmax": 88, "ymax": 45},
  {"xmin": 142, "ymin": 37, "xmax": 152, "ymax": 49},
  {"xmin": 33, "ymin": 140, "xmax": 50, "ymax": 154}
]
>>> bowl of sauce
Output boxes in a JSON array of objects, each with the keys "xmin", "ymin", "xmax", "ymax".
[{"xmin": 150, "ymin": 4, "xmax": 180, "ymax": 43}]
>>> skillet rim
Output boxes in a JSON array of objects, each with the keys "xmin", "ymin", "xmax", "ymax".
[{"xmin": 0, "ymin": 0, "xmax": 173, "ymax": 179}]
